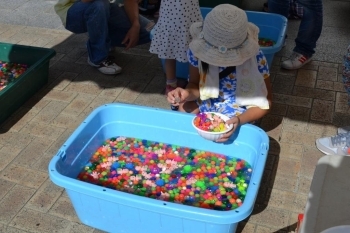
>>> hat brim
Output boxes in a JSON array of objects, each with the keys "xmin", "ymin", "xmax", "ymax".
[{"xmin": 189, "ymin": 22, "xmax": 260, "ymax": 67}]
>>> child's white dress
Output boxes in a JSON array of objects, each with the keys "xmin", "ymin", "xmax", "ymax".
[{"xmin": 149, "ymin": 0, "xmax": 202, "ymax": 63}]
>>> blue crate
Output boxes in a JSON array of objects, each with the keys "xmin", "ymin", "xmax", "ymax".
[
  {"xmin": 48, "ymin": 103, "xmax": 269, "ymax": 233},
  {"xmin": 151, "ymin": 7, "xmax": 287, "ymax": 79}
]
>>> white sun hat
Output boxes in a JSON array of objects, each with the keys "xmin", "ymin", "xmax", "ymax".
[{"xmin": 189, "ymin": 4, "xmax": 260, "ymax": 67}]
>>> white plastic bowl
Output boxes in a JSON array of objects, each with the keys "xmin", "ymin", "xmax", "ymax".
[{"xmin": 192, "ymin": 112, "xmax": 233, "ymax": 141}]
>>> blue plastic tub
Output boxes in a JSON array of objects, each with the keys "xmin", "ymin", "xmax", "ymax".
[
  {"xmin": 48, "ymin": 103, "xmax": 269, "ymax": 233},
  {"xmin": 151, "ymin": 7, "xmax": 287, "ymax": 79}
]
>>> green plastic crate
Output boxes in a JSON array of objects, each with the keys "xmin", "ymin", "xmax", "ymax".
[
  {"xmin": 0, "ymin": 43, "xmax": 56, "ymax": 125},
  {"xmin": 199, "ymin": 0, "xmax": 242, "ymax": 8}
]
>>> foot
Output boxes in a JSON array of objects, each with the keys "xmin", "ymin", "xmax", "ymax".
[
  {"xmin": 145, "ymin": 21, "xmax": 155, "ymax": 32},
  {"xmin": 315, "ymin": 132, "xmax": 350, "ymax": 156},
  {"xmin": 281, "ymin": 52, "xmax": 312, "ymax": 70},
  {"xmin": 88, "ymin": 56, "xmax": 122, "ymax": 75}
]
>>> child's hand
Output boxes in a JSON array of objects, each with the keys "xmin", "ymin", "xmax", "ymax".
[
  {"xmin": 167, "ymin": 88, "xmax": 189, "ymax": 106},
  {"xmin": 216, "ymin": 116, "xmax": 240, "ymax": 143}
]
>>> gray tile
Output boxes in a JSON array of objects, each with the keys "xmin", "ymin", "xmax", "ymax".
[
  {"xmin": 9, "ymin": 208, "xmax": 72, "ymax": 232},
  {"xmin": 0, "ymin": 185, "xmax": 36, "ymax": 224}
]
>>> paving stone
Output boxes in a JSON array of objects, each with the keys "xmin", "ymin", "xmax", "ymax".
[
  {"xmin": 0, "ymin": 225, "xmax": 29, "ymax": 233},
  {"xmin": 270, "ymin": 103, "xmax": 288, "ymax": 116},
  {"xmin": 316, "ymin": 80, "xmax": 334, "ymax": 91},
  {"xmin": 283, "ymin": 118, "xmax": 309, "ymax": 133},
  {"xmin": 295, "ymin": 69, "xmax": 317, "ymax": 88},
  {"xmin": 297, "ymin": 175, "xmax": 313, "ymax": 195},
  {"xmin": 0, "ymin": 107, "xmax": 38, "ymax": 132},
  {"xmin": 280, "ymin": 130, "xmax": 319, "ymax": 147},
  {"xmin": 267, "ymin": 189, "xmax": 298, "ymax": 211},
  {"xmin": 236, "ymin": 221, "xmax": 257, "ymax": 233},
  {"xmin": 115, "ymin": 81, "xmax": 147, "ymax": 103},
  {"xmin": 310, "ymin": 99, "xmax": 334, "ymax": 122},
  {"xmin": 273, "ymin": 93, "xmax": 312, "ymax": 108},
  {"xmin": 61, "ymin": 93, "xmax": 96, "ymax": 116},
  {"xmin": 317, "ymin": 66, "xmax": 338, "ymax": 81},
  {"xmin": 81, "ymin": 96, "xmax": 117, "ymax": 117},
  {"xmin": 0, "ymin": 0, "xmax": 349, "ymax": 231},
  {"xmin": 64, "ymin": 81, "xmax": 104, "ymax": 96},
  {"xmin": 51, "ymin": 113, "xmax": 86, "ymax": 130},
  {"xmin": 49, "ymin": 196, "xmax": 80, "ymax": 223},
  {"xmin": 26, "ymin": 179, "xmax": 64, "ymax": 213},
  {"xmin": 31, "ymin": 101, "xmax": 69, "ymax": 124},
  {"xmin": 270, "ymin": 174, "xmax": 299, "ymax": 192},
  {"xmin": 300, "ymin": 146, "xmax": 324, "ymax": 178},
  {"xmin": 0, "ymin": 179, "xmax": 16, "ymax": 200},
  {"xmin": 307, "ymin": 121, "xmax": 337, "ymax": 136},
  {"xmin": 279, "ymin": 142, "xmax": 304, "ymax": 161},
  {"xmin": 259, "ymin": 114, "xmax": 283, "ymax": 140},
  {"xmin": 0, "ymin": 165, "xmax": 48, "ymax": 189},
  {"xmin": 9, "ymin": 208, "xmax": 71, "ymax": 232},
  {"xmin": 0, "ymin": 185, "xmax": 36, "ymax": 224},
  {"xmin": 335, "ymin": 92, "xmax": 350, "ymax": 114},
  {"xmin": 11, "ymin": 137, "xmax": 53, "ymax": 168},
  {"xmin": 249, "ymin": 206, "xmax": 290, "ymax": 229},
  {"xmin": 0, "ymin": 131, "xmax": 35, "ymax": 150},
  {"xmin": 0, "ymin": 146, "xmax": 21, "ymax": 171},
  {"xmin": 20, "ymin": 121, "xmax": 65, "ymax": 140},
  {"xmin": 48, "ymin": 72, "xmax": 79, "ymax": 91}
]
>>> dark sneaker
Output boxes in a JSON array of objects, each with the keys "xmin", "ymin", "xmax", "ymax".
[{"xmin": 88, "ymin": 57, "xmax": 122, "ymax": 75}]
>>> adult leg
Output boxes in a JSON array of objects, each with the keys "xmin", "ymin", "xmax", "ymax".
[
  {"xmin": 267, "ymin": 0, "xmax": 290, "ymax": 18},
  {"xmin": 108, "ymin": 2, "xmax": 152, "ymax": 48},
  {"xmin": 66, "ymin": 0, "xmax": 111, "ymax": 65},
  {"xmin": 294, "ymin": 0, "xmax": 323, "ymax": 58}
]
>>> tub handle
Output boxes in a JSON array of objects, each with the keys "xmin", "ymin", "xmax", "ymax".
[
  {"xmin": 55, "ymin": 150, "xmax": 66, "ymax": 161},
  {"xmin": 261, "ymin": 142, "xmax": 269, "ymax": 153}
]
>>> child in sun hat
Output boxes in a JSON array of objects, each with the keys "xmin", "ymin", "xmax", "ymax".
[{"xmin": 167, "ymin": 4, "xmax": 273, "ymax": 142}]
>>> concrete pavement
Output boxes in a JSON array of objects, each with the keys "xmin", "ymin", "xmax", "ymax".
[{"xmin": 0, "ymin": 0, "xmax": 350, "ymax": 232}]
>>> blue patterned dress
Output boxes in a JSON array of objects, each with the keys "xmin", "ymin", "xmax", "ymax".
[{"xmin": 187, "ymin": 49, "xmax": 270, "ymax": 118}]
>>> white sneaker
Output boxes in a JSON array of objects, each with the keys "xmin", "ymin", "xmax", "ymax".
[
  {"xmin": 315, "ymin": 133, "xmax": 350, "ymax": 156},
  {"xmin": 281, "ymin": 52, "xmax": 312, "ymax": 70},
  {"xmin": 338, "ymin": 126, "xmax": 350, "ymax": 134},
  {"xmin": 88, "ymin": 57, "xmax": 122, "ymax": 75}
]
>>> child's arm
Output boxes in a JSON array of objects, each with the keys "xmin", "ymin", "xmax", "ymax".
[
  {"xmin": 237, "ymin": 75, "xmax": 272, "ymax": 124},
  {"xmin": 167, "ymin": 64, "xmax": 202, "ymax": 106},
  {"xmin": 183, "ymin": 64, "xmax": 201, "ymax": 101},
  {"xmin": 166, "ymin": 65, "xmax": 200, "ymax": 105},
  {"xmin": 216, "ymin": 76, "xmax": 272, "ymax": 143}
]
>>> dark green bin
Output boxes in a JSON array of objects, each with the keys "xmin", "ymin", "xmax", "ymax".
[
  {"xmin": 199, "ymin": 0, "xmax": 242, "ymax": 8},
  {"xmin": 0, "ymin": 43, "xmax": 56, "ymax": 125}
]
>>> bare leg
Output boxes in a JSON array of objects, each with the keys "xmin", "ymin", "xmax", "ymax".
[{"xmin": 165, "ymin": 59, "xmax": 177, "ymax": 94}]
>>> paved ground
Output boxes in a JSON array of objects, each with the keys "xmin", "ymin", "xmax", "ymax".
[{"xmin": 0, "ymin": 0, "xmax": 350, "ymax": 233}]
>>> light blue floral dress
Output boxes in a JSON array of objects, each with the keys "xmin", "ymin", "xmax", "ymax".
[{"xmin": 187, "ymin": 49, "xmax": 270, "ymax": 118}]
